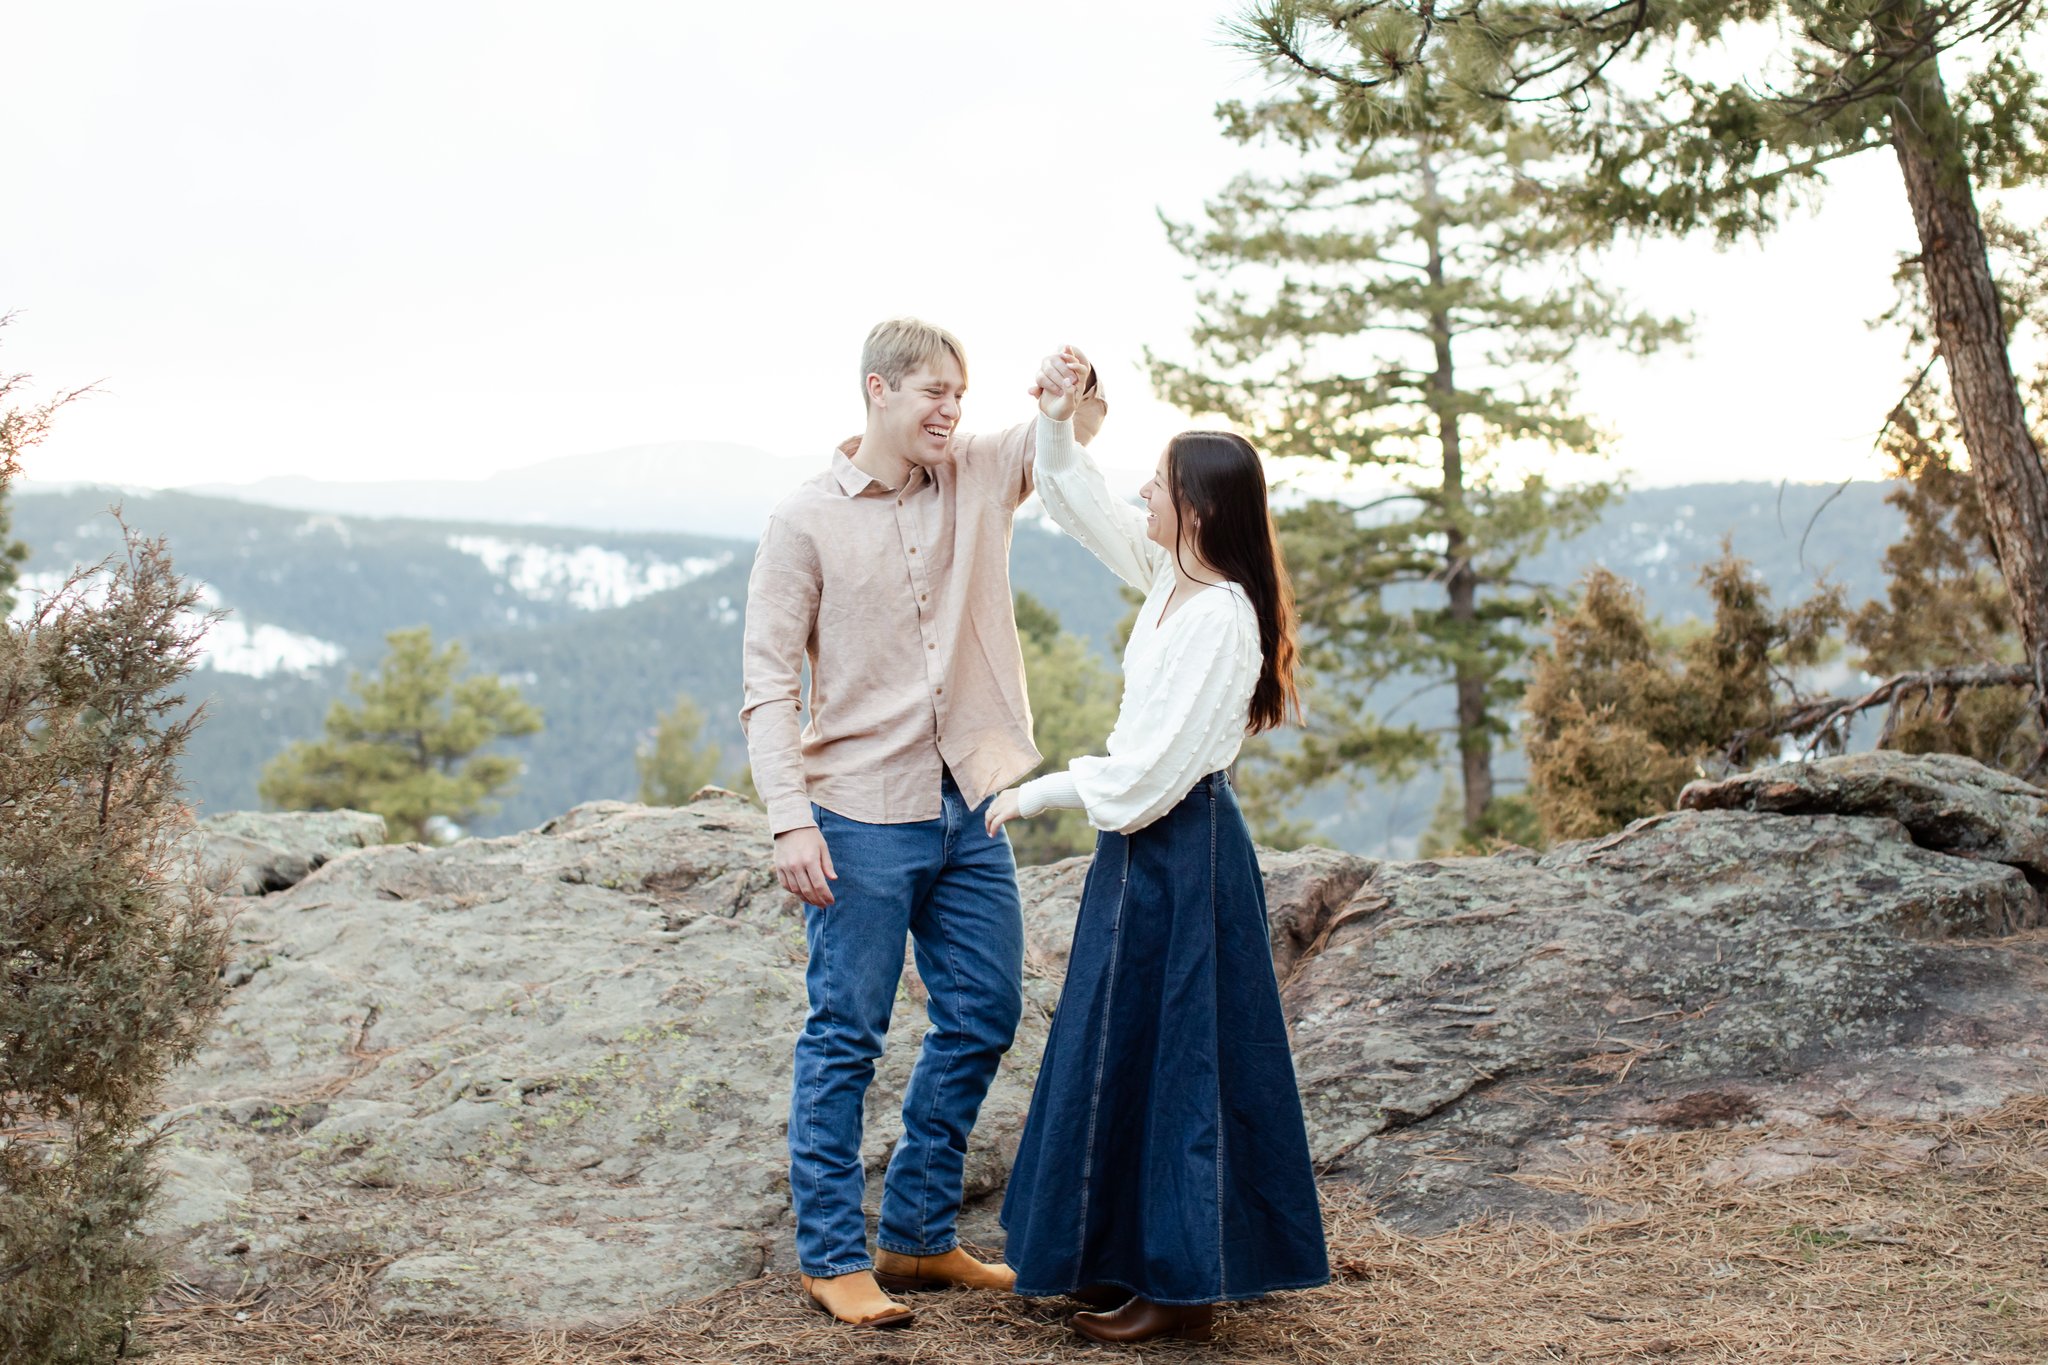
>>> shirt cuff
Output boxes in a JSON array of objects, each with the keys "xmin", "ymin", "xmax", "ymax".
[
  {"xmin": 1035, "ymin": 414, "xmax": 1080, "ymax": 473},
  {"xmin": 1018, "ymin": 771, "xmax": 1084, "ymax": 819},
  {"xmin": 766, "ymin": 797, "xmax": 817, "ymax": 836}
]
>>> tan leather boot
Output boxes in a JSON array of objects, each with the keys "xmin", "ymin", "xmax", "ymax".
[
  {"xmin": 1070, "ymin": 1296, "xmax": 1215, "ymax": 1343},
  {"xmin": 798, "ymin": 1270, "xmax": 915, "ymax": 1328},
  {"xmin": 872, "ymin": 1246, "xmax": 1017, "ymax": 1292}
]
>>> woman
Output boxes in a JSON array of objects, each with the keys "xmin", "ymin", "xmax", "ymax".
[{"xmin": 984, "ymin": 349, "xmax": 1330, "ymax": 1344}]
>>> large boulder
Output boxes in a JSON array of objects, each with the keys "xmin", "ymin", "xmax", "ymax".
[
  {"xmin": 1288, "ymin": 767, "xmax": 2048, "ymax": 1232},
  {"xmin": 1680, "ymin": 750, "xmax": 2048, "ymax": 886},
  {"xmin": 149, "ymin": 753, "xmax": 2048, "ymax": 1327},
  {"xmin": 150, "ymin": 793, "xmax": 1050, "ymax": 1328}
]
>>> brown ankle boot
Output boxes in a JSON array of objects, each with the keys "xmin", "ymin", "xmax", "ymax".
[
  {"xmin": 1071, "ymin": 1296, "xmax": 1215, "ymax": 1343},
  {"xmin": 798, "ymin": 1270, "xmax": 915, "ymax": 1328},
  {"xmin": 872, "ymin": 1246, "xmax": 1016, "ymax": 1292}
]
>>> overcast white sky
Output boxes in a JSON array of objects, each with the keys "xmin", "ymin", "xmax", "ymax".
[{"xmin": 1, "ymin": 2, "xmax": 2015, "ymax": 497}]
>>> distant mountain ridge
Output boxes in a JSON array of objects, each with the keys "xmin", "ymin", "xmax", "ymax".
[
  {"xmin": 183, "ymin": 439, "xmax": 821, "ymax": 537},
  {"xmin": 13, "ymin": 477, "xmax": 1907, "ymax": 851}
]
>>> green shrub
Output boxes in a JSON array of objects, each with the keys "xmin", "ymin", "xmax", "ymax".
[{"xmin": 0, "ymin": 523, "xmax": 229, "ymax": 1361}]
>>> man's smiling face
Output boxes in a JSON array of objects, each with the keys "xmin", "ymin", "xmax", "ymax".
[{"xmin": 873, "ymin": 353, "xmax": 965, "ymax": 468}]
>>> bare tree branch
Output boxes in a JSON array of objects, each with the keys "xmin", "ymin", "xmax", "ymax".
[{"xmin": 1719, "ymin": 662, "xmax": 2034, "ymax": 765}]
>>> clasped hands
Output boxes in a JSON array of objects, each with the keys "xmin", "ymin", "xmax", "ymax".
[{"xmin": 1029, "ymin": 344, "xmax": 1091, "ymax": 422}]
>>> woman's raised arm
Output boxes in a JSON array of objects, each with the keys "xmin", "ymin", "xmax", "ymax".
[{"xmin": 1032, "ymin": 413, "xmax": 1168, "ymax": 592}]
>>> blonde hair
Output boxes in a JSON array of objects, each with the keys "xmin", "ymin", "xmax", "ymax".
[{"xmin": 860, "ymin": 318, "xmax": 967, "ymax": 409}]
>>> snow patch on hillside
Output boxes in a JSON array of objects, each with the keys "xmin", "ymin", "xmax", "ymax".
[
  {"xmin": 201, "ymin": 617, "xmax": 346, "ymax": 677},
  {"xmin": 7, "ymin": 573, "xmax": 342, "ymax": 678},
  {"xmin": 191, "ymin": 583, "xmax": 344, "ymax": 677},
  {"xmin": 445, "ymin": 535, "xmax": 730, "ymax": 610}
]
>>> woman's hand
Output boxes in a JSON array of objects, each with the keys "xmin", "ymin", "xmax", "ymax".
[
  {"xmin": 985, "ymin": 788, "xmax": 1027, "ymax": 838},
  {"xmin": 1028, "ymin": 346, "xmax": 1089, "ymax": 421}
]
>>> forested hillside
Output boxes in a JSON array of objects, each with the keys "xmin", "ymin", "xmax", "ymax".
[{"xmin": 13, "ymin": 479, "xmax": 1900, "ymax": 844}]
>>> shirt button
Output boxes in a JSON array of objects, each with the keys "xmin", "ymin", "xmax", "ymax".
[
  {"xmin": 909, "ymin": 546, "xmax": 918, "ymax": 554},
  {"xmin": 927, "ymin": 642, "xmax": 935, "ymax": 650},
  {"xmin": 935, "ymin": 686, "xmax": 943, "ymax": 695}
]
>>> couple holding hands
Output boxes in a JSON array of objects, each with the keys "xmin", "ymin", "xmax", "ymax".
[{"xmin": 739, "ymin": 319, "xmax": 1327, "ymax": 1345}]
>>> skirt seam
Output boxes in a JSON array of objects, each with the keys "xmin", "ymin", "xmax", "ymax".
[
  {"xmin": 1209, "ymin": 782, "xmax": 1227, "ymax": 1301},
  {"xmin": 1074, "ymin": 835, "xmax": 1131, "ymax": 1273}
]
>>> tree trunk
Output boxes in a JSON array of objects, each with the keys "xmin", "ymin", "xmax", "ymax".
[
  {"xmin": 1886, "ymin": 24, "xmax": 2048, "ymax": 712},
  {"xmin": 1420, "ymin": 150, "xmax": 1495, "ymax": 831}
]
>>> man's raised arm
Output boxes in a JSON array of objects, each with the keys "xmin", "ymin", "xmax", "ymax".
[{"xmin": 957, "ymin": 345, "xmax": 1108, "ymax": 509}]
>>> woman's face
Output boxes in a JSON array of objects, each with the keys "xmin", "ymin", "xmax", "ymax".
[{"xmin": 1138, "ymin": 448, "xmax": 1181, "ymax": 551}]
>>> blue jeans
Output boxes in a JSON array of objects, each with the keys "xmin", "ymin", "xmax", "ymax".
[{"xmin": 789, "ymin": 773, "xmax": 1025, "ymax": 1277}]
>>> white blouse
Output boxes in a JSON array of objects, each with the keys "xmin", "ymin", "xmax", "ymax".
[{"xmin": 1016, "ymin": 414, "xmax": 1261, "ymax": 834}]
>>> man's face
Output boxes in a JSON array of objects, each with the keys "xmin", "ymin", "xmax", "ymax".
[{"xmin": 872, "ymin": 354, "xmax": 964, "ymax": 467}]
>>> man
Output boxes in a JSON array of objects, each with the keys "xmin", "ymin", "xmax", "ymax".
[{"xmin": 740, "ymin": 319, "xmax": 1104, "ymax": 1329}]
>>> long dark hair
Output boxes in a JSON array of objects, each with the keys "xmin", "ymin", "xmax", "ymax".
[{"xmin": 1164, "ymin": 431, "xmax": 1300, "ymax": 734}]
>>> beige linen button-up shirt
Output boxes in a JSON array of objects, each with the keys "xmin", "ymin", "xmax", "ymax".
[{"xmin": 740, "ymin": 397, "xmax": 1107, "ymax": 835}]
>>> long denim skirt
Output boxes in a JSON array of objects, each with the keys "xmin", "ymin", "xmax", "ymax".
[{"xmin": 1000, "ymin": 771, "xmax": 1330, "ymax": 1305}]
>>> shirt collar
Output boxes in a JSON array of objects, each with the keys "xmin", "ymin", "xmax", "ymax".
[{"xmin": 829, "ymin": 438, "xmax": 927, "ymax": 499}]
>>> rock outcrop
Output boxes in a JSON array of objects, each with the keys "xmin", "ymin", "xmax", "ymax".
[
  {"xmin": 1679, "ymin": 750, "xmax": 2048, "ymax": 890},
  {"xmin": 186, "ymin": 808, "xmax": 388, "ymax": 896},
  {"xmin": 153, "ymin": 755, "xmax": 2048, "ymax": 1328}
]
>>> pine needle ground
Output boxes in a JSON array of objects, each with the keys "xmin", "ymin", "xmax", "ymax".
[{"xmin": 140, "ymin": 1096, "xmax": 2048, "ymax": 1365}]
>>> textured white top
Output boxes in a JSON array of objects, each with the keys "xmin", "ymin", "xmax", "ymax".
[{"xmin": 1017, "ymin": 415, "xmax": 1261, "ymax": 834}]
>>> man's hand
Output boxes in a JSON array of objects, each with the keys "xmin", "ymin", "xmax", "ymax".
[
  {"xmin": 775, "ymin": 826, "xmax": 838, "ymax": 907},
  {"xmin": 984, "ymin": 788, "xmax": 1027, "ymax": 838},
  {"xmin": 1028, "ymin": 346, "xmax": 1091, "ymax": 421}
]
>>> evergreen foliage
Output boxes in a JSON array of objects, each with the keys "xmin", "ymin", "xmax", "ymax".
[
  {"xmin": 1233, "ymin": 0, "xmax": 2048, "ymax": 718},
  {"xmin": 0, "ymin": 398, "xmax": 227, "ymax": 1357},
  {"xmin": 1012, "ymin": 592, "xmax": 1122, "ymax": 865},
  {"xmin": 1848, "ymin": 371, "xmax": 2048, "ymax": 772},
  {"xmin": 259, "ymin": 626, "xmax": 542, "ymax": 843},
  {"xmin": 1151, "ymin": 68, "xmax": 1680, "ymax": 846},
  {"xmin": 0, "ymin": 486, "xmax": 27, "ymax": 614},
  {"xmin": 1524, "ymin": 556, "xmax": 1845, "ymax": 840},
  {"xmin": 636, "ymin": 692, "xmax": 730, "ymax": 806}
]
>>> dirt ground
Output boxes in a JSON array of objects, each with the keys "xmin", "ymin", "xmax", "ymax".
[{"xmin": 140, "ymin": 1096, "xmax": 2048, "ymax": 1365}]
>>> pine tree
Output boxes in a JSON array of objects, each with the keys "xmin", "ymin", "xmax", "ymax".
[
  {"xmin": 1152, "ymin": 78, "xmax": 1680, "ymax": 844},
  {"xmin": 637, "ymin": 692, "xmax": 728, "ymax": 806},
  {"xmin": 1848, "ymin": 370, "xmax": 2046, "ymax": 771},
  {"xmin": 1, "ymin": 344, "xmax": 227, "ymax": 1360},
  {"xmin": 1235, "ymin": 0, "xmax": 2048, "ymax": 722},
  {"xmin": 260, "ymin": 626, "xmax": 542, "ymax": 843},
  {"xmin": 1013, "ymin": 592, "xmax": 1122, "ymax": 865},
  {"xmin": 1524, "ymin": 556, "xmax": 1845, "ymax": 840}
]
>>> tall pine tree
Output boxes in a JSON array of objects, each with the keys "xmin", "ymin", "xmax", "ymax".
[
  {"xmin": 1235, "ymin": 0, "xmax": 2048, "ymax": 723},
  {"xmin": 1152, "ymin": 83, "xmax": 1680, "ymax": 839}
]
